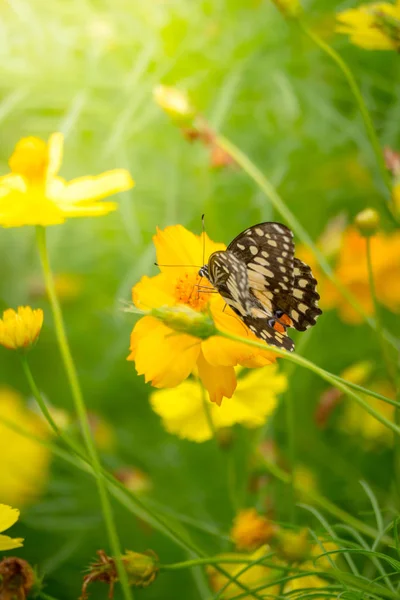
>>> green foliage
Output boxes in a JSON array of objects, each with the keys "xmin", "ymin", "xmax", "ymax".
[{"xmin": 0, "ymin": 1, "xmax": 400, "ymax": 599}]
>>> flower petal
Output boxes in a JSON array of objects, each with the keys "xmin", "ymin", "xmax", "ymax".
[
  {"xmin": 150, "ymin": 381, "xmax": 215, "ymax": 442},
  {"xmin": 50, "ymin": 170, "xmax": 134, "ymax": 204},
  {"xmin": 0, "ymin": 505, "xmax": 20, "ymax": 533},
  {"xmin": 128, "ymin": 316, "xmax": 201, "ymax": 388},
  {"xmin": 154, "ymin": 225, "xmax": 225, "ymax": 273},
  {"xmin": 133, "ymin": 273, "xmax": 177, "ymax": 311},
  {"xmin": 197, "ymin": 350, "xmax": 236, "ymax": 406},
  {"xmin": 0, "ymin": 534, "xmax": 24, "ymax": 551},
  {"xmin": 0, "ymin": 188, "xmax": 65, "ymax": 227},
  {"xmin": 47, "ymin": 132, "xmax": 64, "ymax": 178}
]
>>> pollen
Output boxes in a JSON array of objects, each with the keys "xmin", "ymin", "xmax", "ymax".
[{"xmin": 174, "ymin": 272, "xmax": 212, "ymax": 311}]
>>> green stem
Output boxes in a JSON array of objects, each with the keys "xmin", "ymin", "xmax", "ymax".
[
  {"xmin": 218, "ymin": 330, "xmax": 400, "ymax": 438},
  {"xmin": 14, "ymin": 359, "xmax": 261, "ymax": 600},
  {"xmin": 284, "ymin": 385, "xmax": 296, "ymax": 524},
  {"xmin": 299, "ymin": 22, "xmax": 394, "ymax": 208},
  {"xmin": 215, "ymin": 134, "xmax": 398, "ymax": 350},
  {"xmin": 35, "ymin": 226, "xmax": 133, "ymax": 600}
]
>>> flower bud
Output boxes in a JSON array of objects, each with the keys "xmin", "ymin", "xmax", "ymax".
[
  {"xmin": 0, "ymin": 306, "xmax": 43, "ymax": 351},
  {"xmin": 275, "ymin": 528, "xmax": 310, "ymax": 563},
  {"xmin": 231, "ymin": 508, "xmax": 278, "ymax": 551},
  {"xmin": 122, "ymin": 550, "xmax": 159, "ymax": 587},
  {"xmin": 153, "ymin": 85, "xmax": 196, "ymax": 123},
  {"xmin": 151, "ymin": 305, "xmax": 217, "ymax": 339},
  {"xmin": 354, "ymin": 208, "xmax": 380, "ymax": 237}
]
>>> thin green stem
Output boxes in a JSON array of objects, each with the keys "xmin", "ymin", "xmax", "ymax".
[
  {"xmin": 35, "ymin": 226, "xmax": 133, "ymax": 600},
  {"xmin": 284, "ymin": 386, "xmax": 296, "ymax": 524},
  {"xmin": 215, "ymin": 134, "xmax": 398, "ymax": 351},
  {"xmin": 298, "ymin": 22, "xmax": 394, "ymax": 208},
  {"xmin": 328, "ymin": 375, "xmax": 399, "ymax": 409},
  {"xmin": 14, "ymin": 360, "xmax": 261, "ymax": 600},
  {"xmin": 218, "ymin": 329, "xmax": 400, "ymax": 438}
]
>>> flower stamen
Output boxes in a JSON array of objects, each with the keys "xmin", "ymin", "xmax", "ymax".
[{"xmin": 174, "ymin": 272, "xmax": 213, "ymax": 311}]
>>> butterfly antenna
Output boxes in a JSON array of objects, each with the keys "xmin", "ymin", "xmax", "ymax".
[
  {"xmin": 154, "ymin": 263, "xmax": 202, "ymax": 267},
  {"xmin": 201, "ymin": 213, "xmax": 206, "ymax": 267}
]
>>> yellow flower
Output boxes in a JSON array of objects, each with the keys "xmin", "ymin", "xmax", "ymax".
[
  {"xmin": 207, "ymin": 545, "xmax": 280, "ymax": 600},
  {"xmin": 0, "ymin": 133, "xmax": 134, "ymax": 227},
  {"xmin": 336, "ymin": 1, "xmax": 400, "ymax": 50},
  {"xmin": 150, "ymin": 364, "xmax": 286, "ymax": 442},
  {"xmin": 128, "ymin": 225, "xmax": 277, "ymax": 406},
  {"xmin": 283, "ymin": 571, "xmax": 333, "ymax": 599},
  {"xmin": 0, "ymin": 387, "xmax": 51, "ymax": 505},
  {"xmin": 0, "ymin": 505, "xmax": 23, "ymax": 551},
  {"xmin": 303, "ymin": 227, "xmax": 400, "ymax": 324},
  {"xmin": 0, "ymin": 306, "xmax": 43, "ymax": 351},
  {"xmin": 231, "ymin": 509, "xmax": 277, "ymax": 551}
]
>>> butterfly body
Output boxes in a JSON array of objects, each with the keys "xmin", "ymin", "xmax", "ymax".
[{"xmin": 199, "ymin": 222, "xmax": 322, "ymax": 352}]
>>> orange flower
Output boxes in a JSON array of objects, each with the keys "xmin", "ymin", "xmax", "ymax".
[
  {"xmin": 231, "ymin": 509, "xmax": 277, "ymax": 551},
  {"xmin": 128, "ymin": 225, "xmax": 276, "ymax": 405},
  {"xmin": 298, "ymin": 226, "xmax": 400, "ymax": 324}
]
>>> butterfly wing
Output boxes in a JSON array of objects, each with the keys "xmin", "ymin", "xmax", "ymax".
[
  {"xmin": 287, "ymin": 258, "xmax": 322, "ymax": 331},
  {"xmin": 207, "ymin": 250, "xmax": 295, "ymax": 351},
  {"xmin": 242, "ymin": 312, "xmax": 295, "ymax": 352},
  {"xmin": 207, "ymin": 251, "xmax": 250, "ymax": 316},
  {"xmin": 227, "ymin": 222, "xmax": 295, "ymax": 315}
]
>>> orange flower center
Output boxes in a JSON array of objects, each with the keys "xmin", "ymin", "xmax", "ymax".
[
  {"xmin": 174, "ymin": 271, "xmax": 213, "ymax": 311},
  {"xmin": 9, "ymin": 137, "xmax": 48, "ymax": 181}
]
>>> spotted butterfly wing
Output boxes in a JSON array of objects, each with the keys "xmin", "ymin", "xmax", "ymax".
[
  {"xmin": 287, "ymin": 258, "xmax": 322, "ymax": 331},
  {"xmin": 227, "ymin": 222, "xmax": 294, "ymax": 314},
  {"xmin": 203, "ymin": 246, "xmax": 295, "ymax": 352},
  {"xmin": 227, "ymin": 222, "xmax": 321, "ymax": 332}
]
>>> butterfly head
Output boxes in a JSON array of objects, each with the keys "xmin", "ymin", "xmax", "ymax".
[{"xmin": 198, "ymin": 264, "xmax": 209, "ymax": 280}]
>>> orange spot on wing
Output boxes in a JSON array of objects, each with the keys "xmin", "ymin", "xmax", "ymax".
[
  {"xmin": 273, "ymin": 322, "xmax": 286, "ymax": 334},
  {"xmin": 279, "ymin": 313, "xmax": 293, "ymax": 327}
]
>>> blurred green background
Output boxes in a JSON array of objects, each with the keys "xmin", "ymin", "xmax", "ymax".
[{"xmin": 0, "ymin": 0, "xmax": 399, "ymax": 598}]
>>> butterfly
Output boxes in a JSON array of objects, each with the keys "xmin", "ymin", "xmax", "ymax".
[{"xmin": 198, "ymin": 222, "xmax": 322, "ymax": 352}]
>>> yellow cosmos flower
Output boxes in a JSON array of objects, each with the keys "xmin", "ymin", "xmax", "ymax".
[
  {"xmin": 283, "ymin": 571, "xmax": 333, "ymax": 599},
  {"xmin": 128, "ymin": 225, "xmax": 277, "ymax": 405},
  {"xmin": 231, "ymin": 509, "xmax": 277, "ymax": 551},
  {"xmin": 150, "ymin": 364, "xmax": 286, "ymax": 441},
  {"xmin": 300, "ymin": 227, "xmax": 400, "ymax": 324},
  {"xmin": 0, "ymin": 306, "xmax": 43, "ymax": 351},
  {"xmin": 336, "ymin": 1, "xmax": 400, "ymax": 50},
  {"xmin": 207, "ymin": 545, "xmax": 280, "ymax": 600},
  {"xmin": 0, "ymin": 133, "xmax": 134, "ymax": 227},
  {"xmin": 0, "ymin": 505, "xmax": 23, "ymax": 551},
  {"xmin": 0, "ymin": 387, "xmax": 51, "ymax": 505}
]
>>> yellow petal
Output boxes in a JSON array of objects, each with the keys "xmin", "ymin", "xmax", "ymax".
[
  {"xmin": 56, "ymin": 201, "xmax": 118, "ymax": 218},
  {"xmin": 197, "ymin": 350, "xmax": 236, "ymax": 405},
  {"xmin": 150, "ymin": 380, "xmax": 215, "ymax": 442},
  {"xmin": 50, "ymin": 169, "xmax": 134, "ymax": 204},
  {"xmin": 0, "ymin": 504, "xmax": 20, "ymax": 533},
  {"xmin": 133, "ymin": 273, "xmax": 177, "ymax": 311},
  {"xmin": 47, "ymin": 132, "xmax": 64, "ymax": 178},
  {"xmin": 0, "ymin": 188, "xmax": 65, "ymax": 227},
  {"xmin": 0, "ymin": 534, "xmax": 24, "ymax": 551},
  {"xmin": 129, "ymin": 316, "xmax": 201, "ymax": 388},
  {"xmin": 154, "ymin": 225, "xmax": 225, "ymax": 274}
]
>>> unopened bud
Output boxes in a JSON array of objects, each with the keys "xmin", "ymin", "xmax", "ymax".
[
  {"xmin": 153, "ymin": 85, "xmax": 196, "ymax": 123},
  {"xmin": 354, "ymin": 208, "xmax": 380, "ymax": 237},
  {"xmin": 151, "ymin": 305, "xmax": 217, "ymax": 339},
  {"xmin": 122, "ymin": 550, "xmax": 159, "ymax": 587},
  {"xmin": 275, "ymin": 528, "xmax": 310, "ymax": 563}
]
